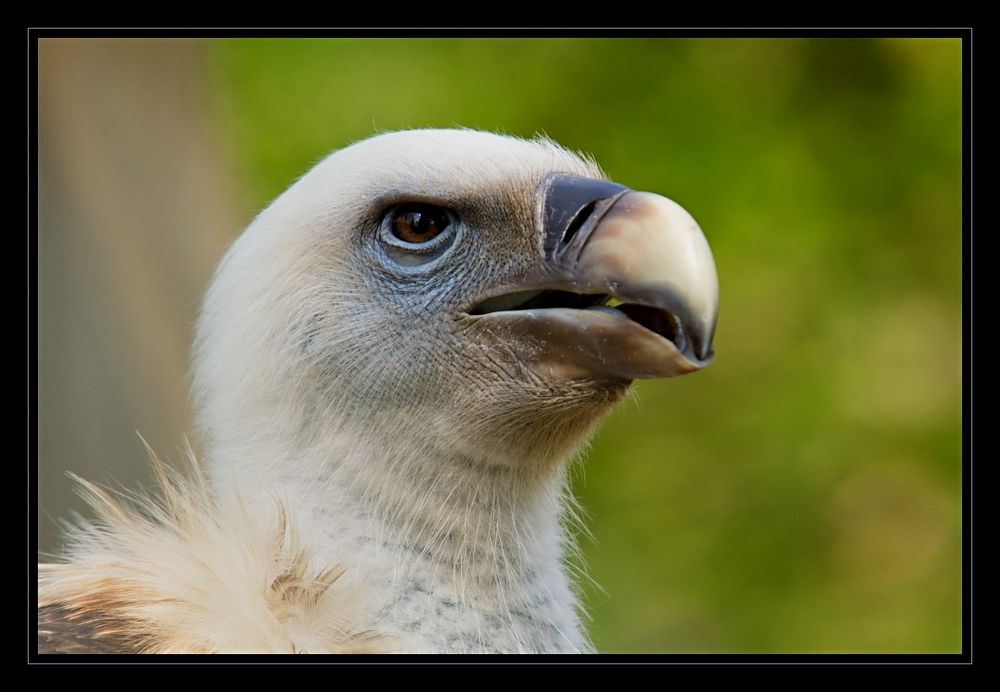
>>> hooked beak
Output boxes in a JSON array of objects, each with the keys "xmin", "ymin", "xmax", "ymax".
[{"xmin": 470, "ymin": 174, "xmax": 720, "ymax": 382}]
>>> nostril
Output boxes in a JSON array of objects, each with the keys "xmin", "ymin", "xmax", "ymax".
[
  {"xmin": 541, "ymin": 174, "xmax": 629, "ymax": 258},
  {"xmin": 562, "ymin": 201, "xmax": 597, "ymax": 247}
]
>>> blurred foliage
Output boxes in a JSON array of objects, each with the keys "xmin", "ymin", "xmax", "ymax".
[{"xmin": 207, "ymin": 38, "xmax": 962, "ymax": 653}]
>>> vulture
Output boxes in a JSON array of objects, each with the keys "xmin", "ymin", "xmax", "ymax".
[{"xmin": 37, "ymin": 129, "xmax": 719, "ymax": 654}]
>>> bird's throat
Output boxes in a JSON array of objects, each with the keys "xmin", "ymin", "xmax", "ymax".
[{"xmin": 212, "ymin": 434, "xmax": 590, "ymax": 653}]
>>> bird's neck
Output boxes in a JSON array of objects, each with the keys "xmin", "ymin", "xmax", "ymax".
[{"xmin": 209, "ymin": 429, "xmax": 590, "ymax": 653}]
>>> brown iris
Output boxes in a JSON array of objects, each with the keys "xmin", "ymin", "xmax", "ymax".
[{"xmin": 390, "ymin": 204, "xmax": 450, "ymax": 244}]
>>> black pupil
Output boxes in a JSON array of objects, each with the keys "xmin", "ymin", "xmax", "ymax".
[
  {"xmin": 393, "ymin": 205, "xmax": 447, "ymax": 242},
  {"xmin": 408, "ymin": 211, "xmax": 434, "ymax": 236}
]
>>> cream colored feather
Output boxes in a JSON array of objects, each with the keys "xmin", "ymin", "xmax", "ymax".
[{"xmin": 39, "ymin": 440, "xmax": 392, "ymax": 653}]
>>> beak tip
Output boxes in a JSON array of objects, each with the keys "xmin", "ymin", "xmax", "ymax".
[{"xmin": 693, "ymin": 320, "xmax": 717, "ymax": 363}]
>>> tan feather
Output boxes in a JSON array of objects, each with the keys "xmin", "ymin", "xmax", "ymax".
[{"xmin": 38, "ymin": 441, "xmax": 391, "ymax": 654}]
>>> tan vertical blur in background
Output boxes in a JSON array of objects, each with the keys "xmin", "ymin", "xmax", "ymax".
[{"xmin": 37, "ymin": 39, "xmax": 239, "ymax": 555}]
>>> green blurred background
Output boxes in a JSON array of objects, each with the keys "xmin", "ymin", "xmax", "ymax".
[{"xmin": 37, "ymin": 38, "xmax": 962, "ymax": 653}]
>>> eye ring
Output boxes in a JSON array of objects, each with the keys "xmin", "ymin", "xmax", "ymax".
[{"xmin": 378, "ymin": 203, "xmax": 460, "ymax": 268}]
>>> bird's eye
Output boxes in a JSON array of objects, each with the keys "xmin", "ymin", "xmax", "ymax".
[{"xmin": 390, "ymin": 204, "xmax": 451, "ymax": 245}]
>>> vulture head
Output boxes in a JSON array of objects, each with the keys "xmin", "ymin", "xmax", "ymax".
[
  {"xmin": 40, "ymin": 129, "xmax": 719, "ymax": 654},
  {"xmin": 195, "ymin": 129, "xmax": 717, "ymax": 478}
]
